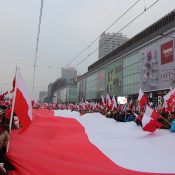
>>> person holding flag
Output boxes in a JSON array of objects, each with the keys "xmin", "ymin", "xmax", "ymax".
[{"xmin": 9, "ymin": 68, "xmax": 32, "ymax": 134}]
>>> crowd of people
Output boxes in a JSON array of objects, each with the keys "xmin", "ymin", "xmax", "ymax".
[
  {"xmin": 0, "ymin": 101, "xmax": 19, "ymax": 174},
  {"xmin": 33, "ymin": 99, "xmax": 175, "ymax": 131}
]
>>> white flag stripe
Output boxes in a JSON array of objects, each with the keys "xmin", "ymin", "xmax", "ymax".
[
  {"xmin": 142, "ymin": 106, "xmax": 153, "ymax": 127},
  {"xmin": 142, "ymin": 115, "xmax": 152, "ymax": 128},
  {"xmin": 164, "ymin": 88, "xmax": 175, "ymax": 101},
  {"xmin": 54, "ymin": 110, "xmax": 175, "ymax": 174},
  {"xmin": 138, "ymin": 88, "xmax": 144, "ymax": 101},
  {"xmin": 16, "ymin": 71, "xmax": 32, "ymax": 120}
]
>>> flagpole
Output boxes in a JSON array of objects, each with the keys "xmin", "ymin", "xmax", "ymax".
[
  {"xmin": 159, "ymin": 115, "xmax": 171, "ymax": 126},
  {"xmin": 6, "ymin": 67, "xmax": 19, "ymax": 153}
]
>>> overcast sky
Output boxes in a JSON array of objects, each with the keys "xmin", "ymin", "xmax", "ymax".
[{"xmin": 0, "ymin": 0, "xmax": 175, "ymax": 98}]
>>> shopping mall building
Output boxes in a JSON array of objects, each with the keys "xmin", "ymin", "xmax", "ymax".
[{"xmin": 77, "ymin": 10, "xmax": 175, "ymax": 106}]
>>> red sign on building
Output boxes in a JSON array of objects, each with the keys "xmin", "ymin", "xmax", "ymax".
[{"xmin": 161, "ymin": 40, "xmax": 174, "ymax": 64}]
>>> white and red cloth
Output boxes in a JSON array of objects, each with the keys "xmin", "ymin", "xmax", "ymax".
[
  {"xmin": 7, "ymin": 109, "xmax": 175, "ymax": 175},
  {"xmin": 13, "ymin": 70, "xmax": 32, "ymax": 133},
  {"xmin": 164, "ymin": 88, "xmax": 175, "ymax": 101},
  {"xmin": 101, "ymin": 94, "xmax": 105, "ymax": 106},
  {"xmin": 128, "ymin": 99, "xmax": 133, "ymax": 110},
  {"xmin": 106, "ymin": 94, "xmax": 112, "ymax": 107},
  {"xmin": 110, "ymin": 95, "xmax": 117, "ymax": 111},
  {"xmin": 142, "ymin": 106, "xmax": 162, "ymax": 132},
  {"xmin": 138, "ymin": 88, "xmax": 148, "ymax": 106}
]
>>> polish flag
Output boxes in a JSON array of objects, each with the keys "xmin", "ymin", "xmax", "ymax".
[
  {"xmin": 128, "ymin": 99, "xmax": 133, "ymax": 110},
  {"xmin": 110, "ymin": 95, "xmax": 117, "ymax": 111},
  {"xmin": 101, "ymin": 94, "xmax": 105, "ymax": 106},
  {"xmin": 13, "ymin": 70, "xmax": 32, "ymax": 133},
  {"xmin": 138, "ymin": 88, "xmax": 148, "ymax": 106},
  {"xmin": 134, "ymin": 112, "xmax": 142, "ymax": 122},
  {"xmin": 10, "ymin": 77, "xmax": 16, "ymax": 93},
  {"xmin": 142, "ymin": 106, "xmax": 162, "ymax": 132},
  {"xmin": 106, "ymin": 94, "xmax": 111, "ymax": 107},
  {"xmin": 8, "ymin": 109, "xmax": 175, "ymax": 174},
  {"xmin": 164, "ymin": 88, "xmax": 175, "ymax": 101},
  {"xmin": 3, "ymin": 91, "xmax": 8, "ymax": 96},
  {"xmin": 165, "ymin": 94, "xmax": 175, "ymax": 112},
  {"xmin": 85, "ymin": 100, "xmax": 90, "ymax": 110}
]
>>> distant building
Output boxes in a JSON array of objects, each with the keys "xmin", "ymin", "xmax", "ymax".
[
  {"xmin": 58, "ymin": 84, "xmax": 77, "ymax": 103},
  {"xmin": 46, "ymin": 68, "xmax": 78, "ymax": 103},
  {"xmin": 61, "ymin": 67, "xmax": 77, "ymax": 83},
  {"xmin": 48, "ymin": 83, "xmax": 53, "ymax": 100},
  {"xmin": 98, "ymin": 32, "xmax": 128, "ymax": 59},
  {"xmin": 39, "ymin": 91, "xmax": 47, "ymax": 103},
  {"xmin": 47, "ymin": 78, "xmax": 66, "ymax": 103},
  {"xmin": 78, "ymin": 10, "xmax": 175, "ymax": 105}
]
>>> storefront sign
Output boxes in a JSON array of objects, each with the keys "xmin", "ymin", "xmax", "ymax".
[{"xmin": 161, "ymin": 40, "xmax": 174, "ymax": 64}]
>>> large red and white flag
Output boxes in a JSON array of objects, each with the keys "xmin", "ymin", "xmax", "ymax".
[
  {"xmin": 13, "ymin": 70, "xmax": 32, "ymax": 133},
  {"xmin": 138, "ymin": 88, "xmax": 148, "ymax": 106},
  {"xmin": 7, "ymin": 109, "xmax": 175, "ymax": 175},
  {"xmin": 142, "ymin": 105, "xmax": 162, "ymax": 132}
]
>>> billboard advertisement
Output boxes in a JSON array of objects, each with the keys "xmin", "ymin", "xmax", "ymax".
[
  {"xmin": 106, "ymin": 60, "xmax": 122, "ymax": 96},
  {"xmin": 140, "ymin": 38, "xmax": 174, "ymax": 91},
  {"xmin": 97, "ymin": 70, "xmax": 105, "ymax": 91}
]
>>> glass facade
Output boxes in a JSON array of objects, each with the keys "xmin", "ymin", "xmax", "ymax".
[
  {"xmin": 60, "ymin": 88, "xmax": 67, "ymax": 103},
  {"xmin": 82, "ymin": 52, "xmax": 140, "ymax": 100},
  {"xmin": 106, "ymin": 60, "xmax": 122, "ymax": 96},
  {"xmin": 77, "ymin": 78, "xmax": 86, "ymax": 101},
  {"xmin": 57, "ymin": 85, "xmax": 77, "ymax": 103},
  {"xmin": 86, "ymin": 70, "xmax": 105, "ymax": 100},
  {"xmin": 123, "ymin": 52, "xmax": 140, "ymax": 95},
  {"xmin": 68, "ymin": 85, "xmax": 77, "ymax": 103},
  {"xmin": 86, "ymin": 73, "xmax": 98, "ymax": 100}
]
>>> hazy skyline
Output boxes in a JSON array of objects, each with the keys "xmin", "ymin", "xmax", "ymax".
[{"xmin": 0, "ymin": 0, "xmax": 175, "ymax": 98}]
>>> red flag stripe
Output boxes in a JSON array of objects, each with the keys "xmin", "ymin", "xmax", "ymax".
[{"xmin": 14, "ymin": 89, "xmax": 31, "ymax": 132}]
